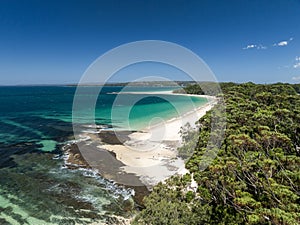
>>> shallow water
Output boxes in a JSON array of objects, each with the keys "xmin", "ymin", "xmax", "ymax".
[{"xmin": 0, "ymin": 86, "xmax": 206, "ymax": 224}]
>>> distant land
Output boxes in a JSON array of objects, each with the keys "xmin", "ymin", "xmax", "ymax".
[{"xmin": 2, "ymin": 81, "xmax": 299, "ymax": 89}]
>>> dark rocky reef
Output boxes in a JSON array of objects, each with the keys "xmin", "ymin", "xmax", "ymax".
[{"xmin": 63, "ymin": 136, "xmax": 150, "ymax": 208}]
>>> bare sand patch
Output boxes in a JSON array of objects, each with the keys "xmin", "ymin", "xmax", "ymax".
[{"xmin": 98, "ymin": 93, "xmax": 216, "ymax": 187}]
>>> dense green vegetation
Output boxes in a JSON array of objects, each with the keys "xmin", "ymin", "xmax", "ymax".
[
  {"xmin": 134, "ymin": 82, "xmax": 300, "ymax": 225},
  {"xmin": 292, "ymin": 83, "xmax": 300, "ymax": 94}
]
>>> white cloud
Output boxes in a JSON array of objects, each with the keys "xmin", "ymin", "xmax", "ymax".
[
  {"xmin": 293, "ymin": 62, "xmax": 300, "ymax": 68},
  {"xmin": 277, "ymin": 41, "xmax": 288, "ymax": 46},
  {"xmin": 273, "ymin": 37, "xmax": 293, "ymax": 47},
  {"xmin": 292, "ymin": 76, "xmax": 300, "ymax": 81},
  {"xmin": 243, "ymin": 37, "xmax": 293, "ymax": 50},
  {"xmin": 295, "ymin": 56, "xmax": 300, "ymax": 61},
  {"xmin": 243, "ymin": 44, "xmax": 256, "ymax": 50},
  {"xmin": 242, "ymin": 44, "xmax": 267, "ymax": 50},
  {"xmin": 257, "ymin": 44, "xmax": 267, "ymax": 50}
]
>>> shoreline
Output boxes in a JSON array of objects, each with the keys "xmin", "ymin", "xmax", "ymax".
[
  {"xmin": 63, "ymin": 91, "xmax": 217, "ymax": 206},
  {"xmin": 115, "ymin": 90, "xmax": 216, "ymax": 100},
  {"xmin": 98, "ymin": 92, "xmax": 217, "ymax": 187},
  {"xmin": 61, "ymin": 91, "xmax": 217, "ymax": 224},
  {"xmin": 114, "ymin": 90, "xmax": 216, "ymax": 131}
]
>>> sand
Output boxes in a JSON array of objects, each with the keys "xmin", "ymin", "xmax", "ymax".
[{"xmin": 98, "ymin": 92, "xmax": 217, "ymax": 187}]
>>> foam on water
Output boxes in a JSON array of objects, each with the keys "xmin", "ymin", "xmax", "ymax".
[{"xmin": 0, "ymin": 86, "xmax": 207, "ymax": 224}]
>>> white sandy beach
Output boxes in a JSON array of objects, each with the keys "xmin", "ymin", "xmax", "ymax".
[{"xmin": 98, "ymin": 91, "xmax": 217, "ymax": 187}]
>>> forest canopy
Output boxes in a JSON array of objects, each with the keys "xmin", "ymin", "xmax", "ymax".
[{"xmin": 134, "ymin": 82, "xmax": 300, "ymax": 225}]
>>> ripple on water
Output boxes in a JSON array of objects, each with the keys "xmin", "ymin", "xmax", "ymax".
[{"xmin": 0, "ymin": 152, "xmax": 135, "ymax": 224}]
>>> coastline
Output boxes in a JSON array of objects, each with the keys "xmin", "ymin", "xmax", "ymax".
[
  {"xmin": 98, "ymin": 91, "xmax": 217, "ymax": 187},
  {"xmin": 116, "ymin": 90, "xmax": 216, "ymax": 100},
  {"xmin": 64, "ymin": 91, "xmax": 216, "ymax": 188},
  {"xmin": 62, "ymin": 91, "xmax": 217, "ymax": 224}
]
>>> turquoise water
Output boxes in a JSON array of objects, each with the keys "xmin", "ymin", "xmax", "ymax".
[
  {"xmin": 128, "ymin": 95, "xmax": 206, "ymax": 129},
  {"xmin": 0, "ymin": 86, "xmax": 207, "ymax": 224}
]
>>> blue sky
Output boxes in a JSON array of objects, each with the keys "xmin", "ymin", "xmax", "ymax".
[{"xmin": 0, "ymin": 0, "xmax": 300, "ymax": 85}]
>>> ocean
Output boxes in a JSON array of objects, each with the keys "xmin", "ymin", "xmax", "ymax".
[{"xmin": 0, "ymin": 86, "xmax": 207, "ymax": 224}]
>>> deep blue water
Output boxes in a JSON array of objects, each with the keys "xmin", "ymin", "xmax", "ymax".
[{"xmin": 0, "ymin": 86, "xmax": 206, "ymax": 224}]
